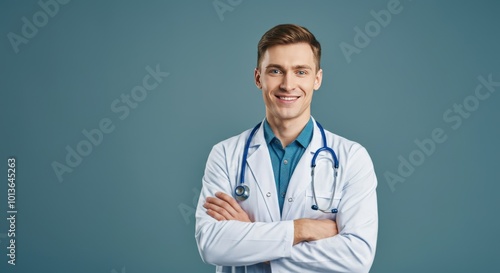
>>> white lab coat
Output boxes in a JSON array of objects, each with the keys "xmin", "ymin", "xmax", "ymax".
[{"xmin": 195, "ymin": 118, "xmax": 378, "ymax": 273}]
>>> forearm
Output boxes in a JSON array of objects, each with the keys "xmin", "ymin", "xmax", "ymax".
[
  {"xmin": 275, "ymin": 190, "xmax": 378, "ymax": 272},
  {"xmin": 280, "ymin": 228, "xmax": 377, "ymax": 273},
  {"xmin": 293, "ymin": 219, "xmax": 307, "ymax": 245},
  {"xmin": 195, "ymin": 218, "xmax": 294, "ymax": 266},
  {"xmin": 293, "ymin": 218, "xmax": 338, "ymax": 245}
]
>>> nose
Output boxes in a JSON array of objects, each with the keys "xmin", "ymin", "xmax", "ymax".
[{"xmin": 279, "ymin": 73, "xmax": 296, "ymax": 91}]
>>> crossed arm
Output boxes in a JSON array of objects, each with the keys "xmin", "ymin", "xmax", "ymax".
[
  {"xmin": 196, "ymin": 144, "xmax": 378, "ymax": 271},
  {"xmin": 203, "ymin": 192, "xmax": 338, "ymax": 245}
]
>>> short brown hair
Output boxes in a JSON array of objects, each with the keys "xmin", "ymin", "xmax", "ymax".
[{"xmin": 257, "ymin": 24, "xmax": 321, "ymax": 70}]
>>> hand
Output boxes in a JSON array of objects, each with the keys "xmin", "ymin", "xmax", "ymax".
[
  {"xmin": 204, "ymin": 192, "xmax": 251, "ymax": 222},
  {"xmin": 293, "ymin": 219, "xmax": 338, "ymax": 245}
]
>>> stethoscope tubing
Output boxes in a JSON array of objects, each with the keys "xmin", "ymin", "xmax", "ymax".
[{"xmin": 236, "ymin": 120, "xmax": 339, "ymax": 213}]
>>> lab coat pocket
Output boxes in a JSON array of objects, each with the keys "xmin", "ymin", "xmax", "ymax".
[{"xmin": 305, "ymin": 189, "xmax": 342, "ymax": 220}]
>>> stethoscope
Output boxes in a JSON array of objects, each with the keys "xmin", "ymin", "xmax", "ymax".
[{"xmin": 234, "ymin": 120, "xmax": 340, "ymax": 213}]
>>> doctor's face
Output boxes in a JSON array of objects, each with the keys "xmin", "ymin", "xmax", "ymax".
[{"xmin": 254, "ymin": 43, "xmax": 322, "ymax": 125}]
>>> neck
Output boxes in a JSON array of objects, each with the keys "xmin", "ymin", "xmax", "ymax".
[{"xmin": 266, "ymin": 114, "xmax": 310, "ymax": 147}]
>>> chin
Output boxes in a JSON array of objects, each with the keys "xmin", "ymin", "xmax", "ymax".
[{"xmin": 276, "ymin": 113, "xmax": 301, "ymax": 121}]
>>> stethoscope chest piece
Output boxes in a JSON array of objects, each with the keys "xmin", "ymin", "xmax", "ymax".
[{"xmin": 234, "ymin": 184, "xmax": 250, "ymax": 201}]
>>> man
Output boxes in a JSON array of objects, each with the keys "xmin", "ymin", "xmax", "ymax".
[{"xmin": 195, "ymin": 24, "xmax": 378, "ymax": 272}]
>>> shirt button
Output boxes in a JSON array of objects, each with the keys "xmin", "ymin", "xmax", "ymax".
[
  {"xmin": 283, "ymin": 159, "xmax": 288, "ymax": 165},
  {"xmin": 288, "ymin": 197, "xmax": 293, "ymax": 202},
  {"xmin": 281, "ymin": 192, "xmax": 286, "ymax": 197}
]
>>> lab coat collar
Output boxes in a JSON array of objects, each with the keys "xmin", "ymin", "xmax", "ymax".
[{"xmin": 246, "ymin": 119, "xmax": 280, "ymax": 221}]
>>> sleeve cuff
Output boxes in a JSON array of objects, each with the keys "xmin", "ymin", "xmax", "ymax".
[{"xmin": 282, "ymin": 220, "xmax": 294, "ymax": 258}]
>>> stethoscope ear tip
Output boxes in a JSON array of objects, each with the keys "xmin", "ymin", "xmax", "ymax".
[{"xmin": 312, "ymin": 205, "xmax": 338, "ymax": 213}]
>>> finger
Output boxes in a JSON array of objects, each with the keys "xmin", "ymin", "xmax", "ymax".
[
  {"xmin": 215, "ymin": 192, "xmax": 245, "ymax": 213},
  {"xmin": 204, "ymin": 200, "xmax": 235, "ymax": 220},
  {"xmin": 206, "ymin": 195, "xmax": 239, "ymax": 218},
  {"xmin": 206, "ymin": 209, "xmax": 226, "ymax": 221},
  {"xmin": 213, "ymin": 192, "xmax": 252, "ymax": 222}
]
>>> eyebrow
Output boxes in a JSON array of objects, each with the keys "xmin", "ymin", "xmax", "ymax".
[{"xmin": 265, "ymin": 64, "xmax": 313, "ymax": 70}]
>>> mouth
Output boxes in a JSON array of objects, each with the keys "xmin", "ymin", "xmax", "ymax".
[{"xmin": 276, "ymin": 95, "xmax": 300, "ymax": 103}]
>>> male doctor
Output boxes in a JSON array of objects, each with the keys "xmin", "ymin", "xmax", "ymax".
[{"xmin": 195, "ymin": 24, "xmax": 378, "ymax": 272}]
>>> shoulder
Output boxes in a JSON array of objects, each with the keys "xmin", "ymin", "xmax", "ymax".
[
  {"xmin": 323, "ymin": 128, "xmax": 374, "ymax": 168},
  {"xmin": 213, "ymin": 127, "xmax": 253, "ymax": 149},
  {"xmin": 208, "ymin": 127, "xmax": 254, "ymax": 160},
  {"xmin": 322, "ymin": 128, "xmax": 377, "ymax": 188},
  {"xmin": 324, "ymin": 128, "xmax": 364, "ymax": 152}
]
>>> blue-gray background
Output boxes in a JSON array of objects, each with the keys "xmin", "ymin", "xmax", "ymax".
[{"xmin": 1, "ymin": 0, "xmax": 499, "ymax": 272}]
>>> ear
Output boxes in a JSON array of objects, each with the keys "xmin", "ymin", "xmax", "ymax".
[
  {"xmin": 254, "ymin": 68, "xmax": 262, "ymax": 89},
  {"xmin": 313, "ymin": 68, "xmax": 323, "ymax": 90}
]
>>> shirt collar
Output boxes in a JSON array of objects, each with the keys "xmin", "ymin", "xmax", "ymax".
[
  {"xmin": 296, "ymin": 118, "xmax": 314, "ymax": 148},
  {"xmin": 263, "ymin": 118, "xmax": 313, "ymax": 148}
]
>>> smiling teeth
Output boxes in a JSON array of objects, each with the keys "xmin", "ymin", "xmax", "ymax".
[{"xmin": 280, "ymin": 97, "xmax": 297, "ymax": 101}]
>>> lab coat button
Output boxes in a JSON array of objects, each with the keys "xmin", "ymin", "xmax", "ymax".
[
  {"xmin": 288, "ymin": 197, "xmax": 293, "ymax": 202},
  {"xmin": 266, "ymin": 192, "xmax": 271, "ymax": 197}
]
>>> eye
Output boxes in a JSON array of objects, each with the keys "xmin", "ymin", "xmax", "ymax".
[
  {"xmin": 297, "ymin": 70, "xmax": 307, "ymax": 75},
  {"xmin": 270, "ymin": 69, "xmax": 281, "ymax": 74}
]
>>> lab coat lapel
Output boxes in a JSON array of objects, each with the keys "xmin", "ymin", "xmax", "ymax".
[
  {"xmin": 282, "ymin": 119, "xmax": 324, "ymax": 220},
  {"xmin": 245, "ymin": 123, "xmax": 280, "ymax": 222}
]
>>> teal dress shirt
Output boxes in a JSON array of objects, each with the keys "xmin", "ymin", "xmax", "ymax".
[{"xmin": 263, "ymin": 118, "xmax": 313, "ymax": 215}]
